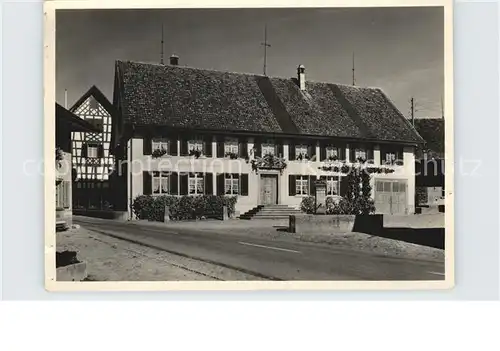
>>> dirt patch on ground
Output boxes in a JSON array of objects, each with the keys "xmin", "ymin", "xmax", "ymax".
[
  {"xmin": 56, "ymin": 227, "xmax": 216, "ymax": 281},
  {"xmin": 56, "ymin": 226, "xmax": 265, "ymax": 281}
]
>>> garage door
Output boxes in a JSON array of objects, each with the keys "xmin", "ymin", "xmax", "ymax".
[{"xmin": 374, "ymin": 180, "xmax": 407, "ymax": 215}]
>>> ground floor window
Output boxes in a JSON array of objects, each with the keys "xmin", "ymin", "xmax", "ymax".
[
  {"xmin": 296, "ymin": 176, "xmax": 309, "ymax": 195},
  {"xmin": 189, "ymin": 174, "xmax": 204, "ymax": 195},
  {"xmin": 325, "ymin": 176, "xmax": 339, "ymax": 196},
  {"xmin": 225, "ymin": 174, "xmax": 239, "ymax": 195},
  {"xmin": 152, "ymin": 172, "xmax": 170, "ymax": 195}
]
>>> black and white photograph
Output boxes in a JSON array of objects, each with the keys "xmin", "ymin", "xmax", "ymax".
[{"xmin": 47, "ymin": 1, "xmax": 453, "ymax": 289}]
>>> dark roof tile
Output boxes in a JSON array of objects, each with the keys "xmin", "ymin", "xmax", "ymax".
[{"xmin": 115, "ymin": 60, "xmax": 423, "ymax": 143}]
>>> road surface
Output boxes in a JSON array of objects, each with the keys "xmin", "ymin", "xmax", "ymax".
[{"xmin": 73, "ymin": 217, "xmax": 445, "ymax": 281}]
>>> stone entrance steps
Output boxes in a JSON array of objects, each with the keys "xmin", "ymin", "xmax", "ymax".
[{"xmin": 239, "ymin": 205, "xmax": 301, "ymax": 220}]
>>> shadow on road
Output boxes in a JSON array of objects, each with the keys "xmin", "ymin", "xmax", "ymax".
[{"xmin": 375, "ymin": 227, "xmax": 444, "ymax": 249}]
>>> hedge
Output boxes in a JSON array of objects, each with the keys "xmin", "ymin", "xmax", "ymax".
[{"xmin": 132, "ymin": 195, "xmax": 237, "ymax": 221}]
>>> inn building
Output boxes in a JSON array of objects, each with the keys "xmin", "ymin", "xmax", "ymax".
[{"xmin": 109, "ymin": 56, "xmax": 425, "ymax": 218}]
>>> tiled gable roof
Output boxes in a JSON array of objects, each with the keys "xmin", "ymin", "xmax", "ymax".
[{"xmin": 114, "ymin": 60, "xmax": 424, "ymax": 144}]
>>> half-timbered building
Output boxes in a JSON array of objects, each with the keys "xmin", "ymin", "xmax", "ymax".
[
  {"xmin": 69, "ymin": 86, "xmax": 115, "ymax": 208},
  {"xmin": 110, "ymin": 56, "xmax": 425, "ymax": 218}
]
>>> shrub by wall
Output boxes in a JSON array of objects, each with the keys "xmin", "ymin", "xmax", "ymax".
[
  {"xmin": 132, "ymin": 195, "xmax": 237, "ymax": 221},
  {"xmin": 300, "ymin": 196, "xmax": 316, "ymax": 214}
]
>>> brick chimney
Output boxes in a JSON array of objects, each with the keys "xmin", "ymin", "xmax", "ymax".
[
  {"xmin": 170, "ymin": 54, "xmax": 179, "ymax": 66},
  {"xmin": 297, "ymin": 64, "xmax": 306, "ymax": 90}
]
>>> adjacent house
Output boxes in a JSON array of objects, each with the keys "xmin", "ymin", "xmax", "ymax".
[
  {"xmin": 55, "ymin": 103, "xmax": 100, "ymax": 229},
  {"xmin": 110, "ymin": 56, "xmax": 425, "ymax": 219},
  {"xmin": 69, "ymin": 85, "xmax": 115, "ymax": 209},
  {"xmin": 414, "ymin": 118, "xmax": 445, "ymax": 209}
]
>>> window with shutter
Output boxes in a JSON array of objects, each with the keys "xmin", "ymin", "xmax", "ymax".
[
  {"xmin": 179, "ymin": 174, "xmax": 189, "ymax": 195},
  {"xmin": 170, "ymin": 172, "xmax": 179, "ymax": 195},
  {"xmin": 288, "ymin": 142, "xmax": 296, "ymax": 160},
  {"xmin": 224, "ymin": 173, "xmax": 240, "ymax": 195},
  {"xmin": 240, "ymin": 174, "xmax": 249, "ymax": 196},
  {"xmin": 216, "ymin": 174, "xmax": 225, "ymax": 195},
  {"xmin": 180, "ymin": 139, "xmax": 189, "ymax": 156},
  {"xmin": 239, "ymin": 139, "xmax": 248, "ymax": 159},
  {"xmin": 204, "ymin": 137, "xmax": 213, "ymax": 157},
  {"xmin": 152, "ymin": 172, "xmax": 170, "ymax": 195},
  {"xmin": 217, "ymin": 138, "xmax": 225, "ymax": 158},
  {"xmin": 205, "ymin": 173, "xmax": 214, "ymax": 195},
  {"xmin": 151, "ymin": 139, "xmax": 169, "ymax": 156},
  {"xmin": 295, "ymin": 176, "xmax": 309, "ymax": 195},
  {"xmin": 143, "ymin": 171, "xmax": 152, "ymax": 195},
  {"xmin": 188, "ymin": 173, "xmax": 204, "ymax": 195},
  {"xmin": 288, "ymin": 175, "xmax": 296, "ymax": 196},
  {"xmin": 222, "ymin": 138, "xmax": 239, "ymax": 158}
]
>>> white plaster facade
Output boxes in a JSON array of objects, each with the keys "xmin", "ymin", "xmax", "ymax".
[{"xmin": 122, "ymin": 136, "xmax": 415, "ymax": 218}]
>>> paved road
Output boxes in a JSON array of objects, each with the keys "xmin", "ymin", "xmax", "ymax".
[{"xmin": 74, "ymin": 217, "xmax": 445, "ymax": 281}]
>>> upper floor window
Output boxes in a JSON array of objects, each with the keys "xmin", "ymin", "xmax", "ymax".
[
  {"xmin": 87, "ymin": 143, "xmax": 99, "ymax": 158},
  {"xmin": 295, "ymin": 145, "xmax": 308, "ymax": 159},
  {"xmin": 189, "ymin": 173, "xmax": 204, "ymax": 195},
  {"xmin": 188, "ymin": 139, "xmax": 204, "ymax": 152},
  {"xmin": 326, "ymin": 146, "xmax": 339, "ymax": 160},
  {"xmin": 296, "ymin": 176, "xmax": 309, "ymax": 196},
  {"xmin": 152, "ymin": 139, "xmax": 168, "ymax": 154},
  {"xmin": 385, "ymin": 152, "xmax": 396, "ymax": 164},
  {"xmin": 152, "ymin": 172, "xmax": 169, "ymax": 195},
  {"xmin": 381, "ymin": 148, "xmax": 403, "ymax": 166},
  {"xmin": 224, "ymin": 138, "xmax": 239, "ymax": 156},
  {"xmin": 354, "ymin": 149, "xmax": 367, "ymax": 161},
  {"xmin": 225, "ymin": 173, "xmax": 239, "ymax": 195},
  {"xmin": 262, "ymin": 142, "xmax": 275, "ymax": 156}
]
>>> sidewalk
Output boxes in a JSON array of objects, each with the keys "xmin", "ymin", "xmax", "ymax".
[{"xmin": 56, "ymin": 226, "xmax": 216, "ymax": 281}]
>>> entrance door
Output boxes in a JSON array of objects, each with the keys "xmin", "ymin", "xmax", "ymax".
[
  {"xmin": 374, "ymin": 180, "xmax": 407, "ymax": 215},
  {"xmin": 260, "ymin": 174, "xmax": 278, "ymax": 205}
]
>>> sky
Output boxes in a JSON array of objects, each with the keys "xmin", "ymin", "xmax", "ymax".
[{"xmin": 56, "ymin": 7, "xmax": 444, "ymax": 118}]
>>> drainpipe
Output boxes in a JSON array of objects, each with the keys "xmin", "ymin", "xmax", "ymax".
[{"xmin": 128, "ymin": 124, "xmax": 135, "ymax": 220}]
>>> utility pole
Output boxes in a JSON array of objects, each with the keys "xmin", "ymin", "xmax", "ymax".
[
  {"xmin": 64, "ymin": 89, "xmax": 68, "ymax": 109},
  {"xmin": 261, "ymin": 24, "xmax": 271, "ymax": 76},
  {"xmin": 160, "ymin": 23, "xmax": 164, "ymax": 65},
  {"xmin": 352, "ymin": 52, "xmax": 356, "ymax": 86},
  {"xmin": 410, "ymin": 97, "xmax": 415, "ymax": 127}
]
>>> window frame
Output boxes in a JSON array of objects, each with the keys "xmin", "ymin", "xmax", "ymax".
[
  {"xmin": 295, "ymin": 145, "xmax": 308, "ymax": 159},
  {"xmin": 224, "ymin": 138, "xmax": 239, "ymax": 157},
  {"xmin": 152, "ymin": 171, "xmax": 170, "ymax": 195},
  {"xmin": 188, "ymin": 173, "xmax": 205, "ymax": 195},
  {"xmin": 325, "ymin": 176, "xmax": 339, "ymax": 196},
  {"xmin": 354, "ymin": 148, "xmax": 367, "ymax": 161},
  {"xmin": 295, "ymin": 175, "xmax": 309, "ymax": 196},
  {"xmin": 152, "ymin": 138, "xmax": 169, "ymax": 155},
  {"xmin": 261, "ymin": 142, "xmax": 276, "ymax": 156},
  {"xmin": 325, "ymin": 146, "xmax": 340, "ymax": 160},
  {"xmin": 87, "ymin": 143, "xmax": 99, "ymax": 158},
  {"xmin": 224, "ymin": 173, "xmax": 240, "ymax": 195},
  {"xmin": 188, "ymin": 139, "xmax": 204, "ymax": 154}
]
